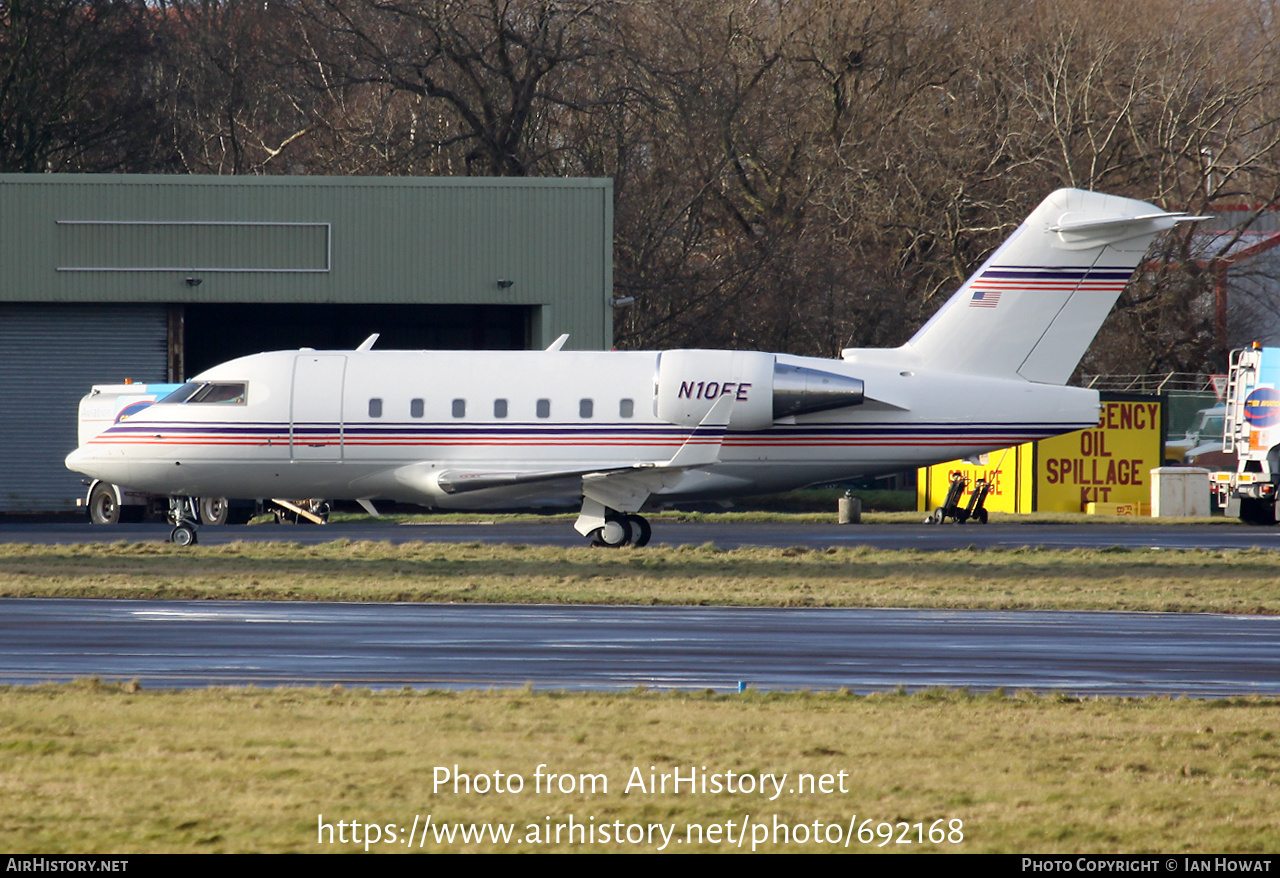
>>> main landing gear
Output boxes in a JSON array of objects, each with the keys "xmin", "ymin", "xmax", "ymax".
[
  {"xmin": 589, "ymin": 512, "xmax": 652, "ymax": 548},
  {"xmin": 576, "ymin": 496, "xmax": 652, "ymax": 547}
]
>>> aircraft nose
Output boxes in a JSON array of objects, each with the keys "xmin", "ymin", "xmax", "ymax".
[
  {"xmin": 65, "ymin": 446, "xmax": 88, "ymax": 472},
  {"xmin": 65, "ymin": 445, "xmax": 108, "ymax": 478}
]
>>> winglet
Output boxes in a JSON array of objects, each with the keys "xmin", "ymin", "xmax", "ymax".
[{"xmin": 662, "ymin": 392, "xmax": 733, "ymax": 469}]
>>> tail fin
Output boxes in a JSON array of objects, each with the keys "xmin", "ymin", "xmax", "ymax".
[{"xmin": 904, "ymin": 189, "xmax": 1199, "ymax": 384}]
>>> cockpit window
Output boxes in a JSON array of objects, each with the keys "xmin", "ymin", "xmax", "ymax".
[
  {"xmin": 159, "ymin": 382, "xmax": 247, "ymax": 404},
  {"xmin": 158, "ymin": 382, "xmax": 201, "ymax": 404}
]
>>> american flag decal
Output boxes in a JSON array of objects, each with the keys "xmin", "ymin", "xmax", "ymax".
[
  {"xmin": 966, "ymin": 265, "xmax": 1133, "ymax": 309},
  {"xmin": 969, "ymin": 288, "xmax": 1001, "ymax": 308}
]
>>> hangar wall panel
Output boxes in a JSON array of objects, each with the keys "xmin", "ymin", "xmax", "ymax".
[
  {"xmin": 0, "ymin": 304, "xmax": 168, "ymax": 513},
  {"xmin": 0, "ymin": 175, "xmax": 612, "ymax": 350}
]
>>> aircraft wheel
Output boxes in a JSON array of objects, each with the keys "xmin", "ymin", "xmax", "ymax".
[
  {"xmin": 1239, "ymin": 497, "xmax": 1277, "ymax": 526},
  {"xmin": 625, "ymin": 514, "xmax": 652, "ymax": 547},
  {"xmin": 197, "ymin": 497, "xmax": 230, "ymax": 526},
  {"xmin": 87, "ymin": 483, "xmax": 120, "ymax": 525},
  {"xmin": 170, "ymin": 523, "xmax": 198, "ymax": 547},
  {"xmin": 589, "ymin": 516, "xmax": 632, "ymax": 548}
]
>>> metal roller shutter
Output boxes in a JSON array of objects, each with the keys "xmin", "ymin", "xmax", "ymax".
[{"xmin": 0, "ymin": 303, "xmax": 168, "ymax": 513}]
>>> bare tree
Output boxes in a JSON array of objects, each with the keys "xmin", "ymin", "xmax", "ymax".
[
  {"xmin": 0, "ymin": 0, "xmax": 159, "ymax": 171},
  {"xmin": 292, "ymin": 0, "xmax": 617, "ymax": 177},
  {"xmin": 152, "ymin": 1, "xmax": 317, "ymax": 174},
  {"xmin": 12, "ymin": 0, "xmax": 1269, "ymax": 371}
]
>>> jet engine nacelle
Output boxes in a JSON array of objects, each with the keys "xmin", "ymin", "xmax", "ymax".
[{"xmin": 654, "ymin": 350, "xmax": 864, "ymax": 430}]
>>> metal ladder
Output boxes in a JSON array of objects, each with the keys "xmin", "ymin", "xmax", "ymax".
[{"xmin": 1223, "ymin": 347, "xmax": 1260, "ymax": 455}]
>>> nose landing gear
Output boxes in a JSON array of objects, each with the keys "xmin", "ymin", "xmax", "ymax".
[{"xmin": 167, "ymin": 496, "xmax": 200, "ymax": 546}]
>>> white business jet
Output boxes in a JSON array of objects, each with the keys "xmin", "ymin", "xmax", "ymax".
[{"xmin": 66, "ymin": 189, "xmax": 1201, "ymax": 546}]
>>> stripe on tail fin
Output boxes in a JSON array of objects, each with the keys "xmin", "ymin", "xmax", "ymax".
[{"xmin": 905, "ymin": 189, "xmax": 1201, "ymax": 385}]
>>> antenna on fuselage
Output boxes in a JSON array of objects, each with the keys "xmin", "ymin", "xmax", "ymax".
[
  {"xmin": 545, "ymin": 334, "xmax": 570, "ymax": 352},
  {"xmin": 356, "ymin": 333, "xmax": 380, "ymax": 351}
]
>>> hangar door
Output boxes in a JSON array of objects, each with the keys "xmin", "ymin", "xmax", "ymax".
[
  {"xmin": 182, "ymin": 304, "xmax": 532, "ymax": 378},
  {"xmin": 0, "ymin": 304, "xmax": 169, "ymax": 513}
]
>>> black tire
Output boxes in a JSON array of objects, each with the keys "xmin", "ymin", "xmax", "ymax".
[
  {"xmin": 626, "ymin": 514, "xmax": 652, "ymax": 547},
  {"xmin": 197, "ymin": 497, "xmax": 230, "ymax": 526},
  {"xmin": 931, "ymin": 507, "xmax": 945, "ymax": 525},
  {"xmin": 1239, "ymin": 497, "xmax": 1277, "ymax": 526},
  {"xmin": 226, "ymin": 503, "xmax": 257, "ymax": 525},
  {"xmin": 170, "ymin": 524, "xmax": 198, "ymax": 546},
  {"xmin": 975, "ymin": 508, "xmax": 989, "ymax": 525},
  {"xmin": 87, "ymin": 483, "xmax": 121, "ymax": 525}
]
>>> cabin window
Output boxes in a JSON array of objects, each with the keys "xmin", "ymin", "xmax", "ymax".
[
  {"xmin": 410, "ymin": 398, "xmax": 424, "ymax": 418},
  {"xmin": 536, "ymin": 398, "xmax": 551, "ymax": 418},
  {"xmin": 452, "ymin": 399, "xmax": 466, "ymax": 418},
  {"xmin": 160, "ymin": 382, "xmax": 247, "ymax": 405},
  {"xmin": 619, "ymin": 398, "xmax": 634, "ymax": 418},
  {"xmin": 494, "ymin": 399, "xmax": 508, "ymax": 418},
  {"xmin": 579, "ymin": 399, "xmax": 594, "ymax": 418},
  {"xmin": 368, "ymin": 398, "xmax": 383, "ymax": 418}
]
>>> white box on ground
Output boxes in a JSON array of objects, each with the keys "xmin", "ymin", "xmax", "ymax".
[{"xmin": 1151, "ymin": 467, "xmax": 1211, "ymax": 517}]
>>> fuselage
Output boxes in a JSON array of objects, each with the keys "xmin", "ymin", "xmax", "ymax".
[{"xmin": 66, "ymin": 347, "xmax": 1101, "ymax": 508}]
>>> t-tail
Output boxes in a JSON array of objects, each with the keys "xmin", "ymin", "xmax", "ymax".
[{"xmin": 897, "ymin": 189, "xmax": 1202, "ymax": 384}]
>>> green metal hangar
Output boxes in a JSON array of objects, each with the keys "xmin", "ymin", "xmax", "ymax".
[{"xmin": 0, "ymin": 174, "xmax": 614, "ymax": 514}]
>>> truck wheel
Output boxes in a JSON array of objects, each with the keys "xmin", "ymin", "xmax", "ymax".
[
  {"xmin": 197, "ymin": 497, "xmax": 230, "ymax": 526},
  {"xmin": 87, "ymin": 483, "xmax": 121, "ymax": 525},
  {"xmin": 1239, "ymin": 497, "xmax": 1277, "ymax": 526},
  {"xmin": 226, "ymin": 503, "xmax": 257, "ymax": 525}
]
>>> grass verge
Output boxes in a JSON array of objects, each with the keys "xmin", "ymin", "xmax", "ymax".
[
  {"xmin": 1, "ymin": 682, "xmax": 1276, "ymax": 853},
  {"xmin": 1, "ymin": 541, "xmax": 1277, "ymax": 613}
]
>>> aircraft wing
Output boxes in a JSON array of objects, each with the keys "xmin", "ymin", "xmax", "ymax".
[
  {"xmin": 425, "ymin": 394, "xmax": 734, "ymax": 533},
  {"xmin": 434, "ymin": 466, "xmax": 632, "ymax": 496}
]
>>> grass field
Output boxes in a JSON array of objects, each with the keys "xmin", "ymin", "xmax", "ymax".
[
  {"xmin": 0, "ymin": 540, "xmax": 1277, "ymax": 614},
  {"xmin": 2, "ymin": 682, "xmax": 1277, "ymax": 853}
]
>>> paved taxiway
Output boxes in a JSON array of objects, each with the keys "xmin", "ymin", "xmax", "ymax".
[
  {"xmin": 3, "ymin": 598, "xmax": 1278, "ymax": 696},
  {"xmin": 4, "ymin": 520, "xmax": 1276, "ymax": 696},
  {"xmin": 2, "ymin": 520, "xmax": 1279, "ymax": 550}
]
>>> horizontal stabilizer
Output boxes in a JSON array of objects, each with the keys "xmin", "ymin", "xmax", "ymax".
[{"xmin": 1049, "ymin": 210, "xmax": 1207, "ymax": 250}]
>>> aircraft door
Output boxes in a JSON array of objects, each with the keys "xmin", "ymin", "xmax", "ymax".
[{"xmin": 291, "ymin": 355, "xmax": 346, "ymax": 460}]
